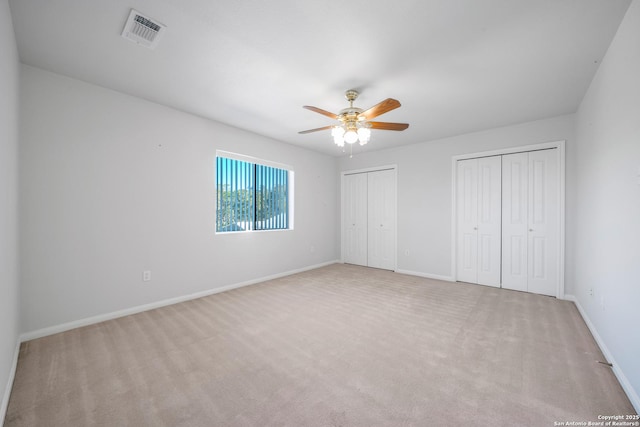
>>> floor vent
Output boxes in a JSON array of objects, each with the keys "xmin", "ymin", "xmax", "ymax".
[{"xmin": 121, "ymin": 9, "xmax": 165, "ymax": 49}]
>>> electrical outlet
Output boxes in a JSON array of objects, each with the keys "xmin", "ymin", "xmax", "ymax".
[
  {"xmin": 588, "ymin": 288, "xmax": 594, "ymax": 297},
  {"xmin": 143, "ymin": 270, "xmax": 151, "ymax": 282}
]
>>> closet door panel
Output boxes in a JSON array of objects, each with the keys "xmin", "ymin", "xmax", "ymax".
[
  {"xmin": 456, "ymin": 157, "xmax": 501, "ymax": 286},
  {"xmin": 367, "ymin": 169, "xmax": 396, "ymax": 270},
  {"xmin": 476, "ymin": 156, "xmax": 502, "ymax": 287},
  {"xmin": 527, "ymin": 149, "xmax": 558, "ymax": 297},
  {"xmin": 502, "ymin": 153, "xmax": 529, "ymax": 292},
  {"xmin": 456, "ymin": 159, "xmax": 478, "ymax": 283},
  {"xmin": 343, "ymin": 173, "xmax": 368, "ymax": 266}
]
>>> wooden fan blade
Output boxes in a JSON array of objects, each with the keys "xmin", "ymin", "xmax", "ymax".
[
  {"xmin": 359, "ymin": 98, "xmax": 401, "ymax": 120},
  {"xmin": 369, "ymin": 121, "xmax": 409, "ymax": 131},
  {"xmin": 303, "ymin": 106, "xmax": 338, "ymax": 120},
  {"xmin": 298, "ymin": 125, "xmax": 334, "ymax": 134}
]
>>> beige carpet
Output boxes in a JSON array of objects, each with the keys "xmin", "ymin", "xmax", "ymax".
[{"xmin": 4, "ymin": 264, "xmax": 635, "ymax": 426}]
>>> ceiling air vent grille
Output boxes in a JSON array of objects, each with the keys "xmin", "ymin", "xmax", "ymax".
[{"xmin": 121, "ymin": 9, "xmax": 165, "ymax": 49}]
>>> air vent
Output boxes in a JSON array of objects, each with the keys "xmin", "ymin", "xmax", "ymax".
[{"xmin": 121, "ymin": 9, "xmax": 165, "ymax": 49}]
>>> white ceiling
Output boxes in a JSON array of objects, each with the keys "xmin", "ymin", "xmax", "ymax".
[{"xmin": 9, "ymin": 0, "xmax": 631, "ymax": 156}]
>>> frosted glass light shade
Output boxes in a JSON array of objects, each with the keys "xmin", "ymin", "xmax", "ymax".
[
  {"xmin": 344, "ymin": 130, "xmax": 358, "ymax": 144},
  {"xmin": 357, "ymin": 127, "xmax": 371, "ymax": 145},
  {"xmin": 331, "ymin": 126, "xmax": 345, "ymax": 138}
]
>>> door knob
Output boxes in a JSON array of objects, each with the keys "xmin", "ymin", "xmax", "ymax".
[
  {"xmin": 529, "ymin": 229, "xmax": 533, "ymax": 232},
  {"xmin": 473, "ymin": 227, "xmax": 478, "ymax": 230}
]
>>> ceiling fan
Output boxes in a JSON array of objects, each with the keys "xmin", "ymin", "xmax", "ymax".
[{"xmin": 299, "ymin": 89, "xmax": 409, "ymax": 148}]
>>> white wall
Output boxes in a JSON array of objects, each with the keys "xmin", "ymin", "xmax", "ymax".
[
  {"xmin": 0, "ymin": 0, "xmax": 20, "ymax": 418},
  {"xmin": 572, "ymin": 0, "xmax": 640, "ymax": 411},
  {"xmin": 19, "ymin": 65, "xmax": 338, "ymax": 334},
  {"xmin": 338, "ymin": 114, "xmax": 575, "ymax": 282}
]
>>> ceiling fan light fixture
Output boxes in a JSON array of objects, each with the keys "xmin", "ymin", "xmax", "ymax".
[
  {"xmin": 331, "ymin": 126, "xmax": 345, "ymax": 146},
  {"xmin": 331, "ymin": 126, "xmax": 345, "ymax": 138},
  {"xmin": 357, "ymin": 127, "xmax": 371, "ymax": 145},
  {"xmin": 344, "ymin": 130, "xmax": 359, "ymax": 144}
]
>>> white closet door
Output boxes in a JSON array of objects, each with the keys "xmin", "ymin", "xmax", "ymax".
[
  {"xmin": 528, "ymin": 149, "xmax": 558, "ymax": 296},
  {"xmin": 367, "ymin": 169, "xmax": 396, "ymax": 270},
  {"xmin": 456, "ymin": 159, "xmax": 478, "ymax": 283},
  {"xmin": 502, "ymin": 153, "xmax": 529, "ymax": 292},
  {"xmin": 343, "ymin": 173, "xmax": 368, "ymax": 266},
  {"xmin": 476, "ymin": 156, "xmax": 502, "ymax": 287},
  {"xmin": 502, "ymin": 149, "xmax": 559, "ymax": 296},
  {"xmin": 456, "ymin": 157, "xmax": 501, "ymax": 286}
]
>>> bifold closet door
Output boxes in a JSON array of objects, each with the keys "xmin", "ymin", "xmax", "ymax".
[
  {"xmin": 456, "ymin": 156, "xmax": 502, "ymax": 287},
  {"xmin": 502, "ymin": 149, "xmax": 559, "ymax": 296},
  {"xmin": 343, "ymin": 169, "xmax": 396, "ymax": 270},
  {"xmin": 367, "ymin": 169, "xmax": 396, "ymax": 270},
  {"xmin": 501, "ymin": 153, "xmax": 528, "ymax": 291},
  {"xmin": 343, "ymin": 173, "xmax": 368, "ymax": 266}
]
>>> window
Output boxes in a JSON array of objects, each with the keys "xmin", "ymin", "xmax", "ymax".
[{"xmin": 216, "ymin": 152, "xmax": 293, "ymax": 232}]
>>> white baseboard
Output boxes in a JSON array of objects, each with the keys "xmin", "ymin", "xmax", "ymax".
[
  {"xmin": 1, "ymin": 339, "xmax": 20, "ymax": 426},
  {"xmin": 564, "ymin": 294, "xmax": 640, "ymax": 414},
  {"xmin": 395, "ymin": 269, "xmax": 454, "ymax": 282},
  {"xmin": 20, "ymin": 260, "xmax": 339, "ymax": 343}
]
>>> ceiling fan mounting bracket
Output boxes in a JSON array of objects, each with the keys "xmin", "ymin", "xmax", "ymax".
[{"xmin": 345, "ymin": 89, "xmax": 359, "ymax": 104}]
